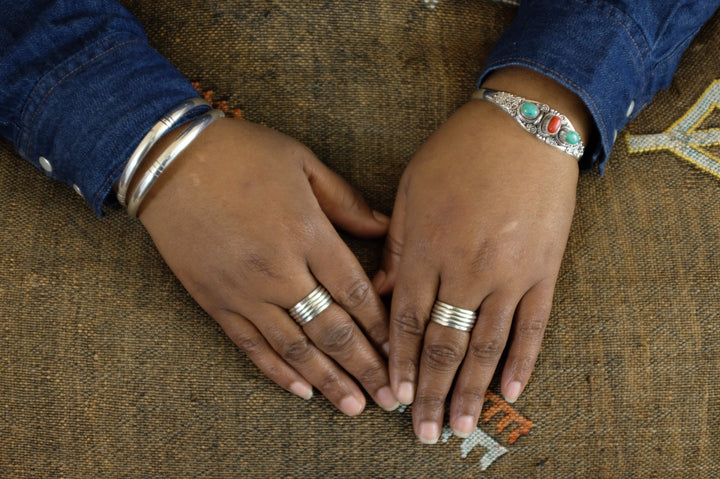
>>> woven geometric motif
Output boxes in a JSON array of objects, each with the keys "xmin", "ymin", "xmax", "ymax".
[
  {"xmin": 398, "ymin": 390, "xmax": 533, "ymax": 471},
  {"xmin": 627, "ymin": 79, "xmax": 720, "ymax": 178}
]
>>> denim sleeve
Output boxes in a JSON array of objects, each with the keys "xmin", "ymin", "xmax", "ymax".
[
  {"xmin": 479, "ymin": 0, "xmax": 720, "ymax": 172},
  {"xmin": 0, "ymin": 0, "xmax": 200, "ymax": 215}
]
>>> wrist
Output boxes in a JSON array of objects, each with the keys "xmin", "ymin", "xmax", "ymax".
[
  {"xmin": 113, "ymin": 119, "xmax": 193, "ymax": 220},
  {"xmin": 480, "ymin": 66, "xmax": 593, "ymax": 144}
]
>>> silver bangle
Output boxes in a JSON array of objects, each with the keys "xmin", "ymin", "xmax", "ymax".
[
  {"xmin": 126, "ymin": 109, "xmax": 225, "ymax": 217},
  {"xmin": 117, "ymin": 97, "xmax": 212, "ymax": 206},
  {"xmin": 472, "ymin": 88, "xmax": 584, "ymax": 160}
]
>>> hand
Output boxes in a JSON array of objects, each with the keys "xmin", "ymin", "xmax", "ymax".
[
  {"xmin": 375, "ymin": 68, "xmax": 591, "ymax": 442},
  {"xmin": 135, "ymin": 117, "xmax": 399, "ymax": 415}
]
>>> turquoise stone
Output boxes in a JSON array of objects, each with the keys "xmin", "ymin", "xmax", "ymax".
[
  {"xmin": 564, "ymin": 130, "xmax": 580, "ymax": 145},
  {"xmin": 520, "ymin": 102, "xmax": 539, "ymax": 119}
]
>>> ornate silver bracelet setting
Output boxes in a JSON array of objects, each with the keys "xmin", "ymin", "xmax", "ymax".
[{"xmin": 472, "ymin": 88, "xmax": 584, "ymax": 160}]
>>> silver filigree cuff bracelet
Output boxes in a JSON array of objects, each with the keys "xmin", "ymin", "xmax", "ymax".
[{"xmin": 472, "ymin": 88, "xmax": 584, "ymax": 160}]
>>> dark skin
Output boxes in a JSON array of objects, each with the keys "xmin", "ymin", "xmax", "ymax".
[
  {"xmin": 131, "ymin": 118, "xmax": 398, "ymax": 416},
  {"xmin": 376, "ymin": 67, "xmax": 592, "ymax": 442},
  {"xmin": 131, "ymin": 66, "xmax": 591, "ymax": 442}
]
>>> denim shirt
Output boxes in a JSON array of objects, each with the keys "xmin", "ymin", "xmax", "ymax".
[
  {"xmin": 480, "ymin": 0, "xmax": 720, "ymax": 173},
  {"xmin": 1, "ymin": 1, "xmax": 719, "ymax": 215}
]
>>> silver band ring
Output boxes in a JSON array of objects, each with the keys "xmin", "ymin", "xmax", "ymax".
[
  {"xmin": 430, "ymin": 300, "xmax": 477, "ymax": 332},
  {"xmin": 288, "ymin": 285, "xmax": 333, "ymax": 326}
]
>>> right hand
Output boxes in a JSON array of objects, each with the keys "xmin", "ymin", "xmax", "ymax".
[{"xmin": 134, "ymin": 117, "xmax": 399, "ymax": 416}]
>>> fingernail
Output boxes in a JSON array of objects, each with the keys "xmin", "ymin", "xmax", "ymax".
[
  {"xmin": 372, "ymin": 210, "xmax": 390, "ymax": 225},
  {"xmin": 504, "ymin": 381, "xmax": 523, "ymax": 403},
  {"xmin": 452, "ymin": 415, "xmax": 476, "ymax": 438},
  {"xmin": 397, "ymin": 381, "xmax": 415, "ymax": 405},
  {"xmin": 376, "ymin": 386, "xmax": 400, "ymax": 411},
  {"xmin": 418, "ymin": 421, "xmax": 439, "ymax": 444},
  {"xmin": 382, "ymin": 342, "xmax": 390, "ymax": 355},
  {"xmin": 339, "ymin": 395, "xmax": 365, "ymax": 416},
  {"xmin": 290, "ymin": 382, "xmax": 313, "ymax": 400}
]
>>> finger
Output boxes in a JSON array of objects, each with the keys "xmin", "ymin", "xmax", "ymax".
[
  {"xmin": 413, "ymin": 321, "xmax": 472, "ymax": 444},
  {"xmin": 500, "ymin": 280, "xmax": 554, "ymax": 404},
  {"xmin": 249, "ymin": 303, "xmax": 367, "ymax": 416},
  {"xmin": 448, "ymin": 292, "xmax": 518, "ymax": 439},
  {"xmin": 388, "ymin": 247, "xmax": 438, "ymax": 406},
  {"xmin": 410, "ymin": 272, "xmax": 484, "ymax": 444},
  {"xmin": 307, "ymin": 233, "xmax": 389, "ymax": 352},
  {"xmin": 372, "ymin": 178, "xmax": 408, "ymax": 296},
  {"xmin": 304, "ymin": 157, "xmax": 389, "ymax": 238},
  {"xmin": 301, "ymin": 302, "xmax": 399, "ymax": 412},
  {"xmin": 214, "ymin": 309, "xmax": 313, "ymax": 400}
]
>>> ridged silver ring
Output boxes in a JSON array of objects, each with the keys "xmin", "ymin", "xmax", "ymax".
[
  {"xmin": 430, "ymin": 300, "xmax": 477, "ymax": 332},
  {"xmin": 288, "ymin": 285, "xmax": 333, "ymax": 326}
]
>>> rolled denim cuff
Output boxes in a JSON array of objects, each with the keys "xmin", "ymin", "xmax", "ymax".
[
  {"xmin": 16, "ymin": 31, "xmax": 200, "ymax": 216},
  {"xmin": 479, "ymin": 1, "xmax": 661, "ymax": 173}
]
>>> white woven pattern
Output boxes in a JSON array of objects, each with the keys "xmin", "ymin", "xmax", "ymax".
[
  {"xmin": 441, "ymin": 427, "xmax": 509, "ymax": 470},
  {"xmin": 627, "ymin": 80, "xmax": 720, "ymax": 178}
]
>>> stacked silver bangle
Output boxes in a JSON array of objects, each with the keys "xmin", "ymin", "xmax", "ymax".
[{"xmin": 117, "ymin": 97, "xmax": 225, "ymax": 217}]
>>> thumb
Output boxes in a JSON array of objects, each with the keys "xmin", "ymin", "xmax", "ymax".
[
  {"xmin": 372, "ymin": 178, "xmax": 407, "ymax": 296},
  {"xmin": 304, "ymin": 158, "xmax": 389, "ymax": 238}
]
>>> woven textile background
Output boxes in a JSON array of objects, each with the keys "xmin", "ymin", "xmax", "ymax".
[{"xmin": 1, "ymin": 1, "xmax": 719, "ymax": 477}]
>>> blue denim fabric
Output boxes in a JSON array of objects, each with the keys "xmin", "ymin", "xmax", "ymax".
[
  {"xmin": 0, "ymin": 1, "xmax": 199, "ymax": 215},
  {"xmin": 1, "ymin": 1, "xmax": 718, "ymax": 215},
  {"xmin": 480, "ymin": 0, "xmax": 720, "ymax": 173}
]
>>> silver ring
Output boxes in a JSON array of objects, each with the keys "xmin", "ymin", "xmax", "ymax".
[
  {"xmin": 288, "ymin": 285, "xmax": 333, "ymax": 326},
  {"xmin": 430, "ymin": 300, "xmax": 477, "ymax": 332}
]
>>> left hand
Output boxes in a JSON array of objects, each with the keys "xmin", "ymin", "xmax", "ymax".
[{"xmin": 374, "ymin": 67, "xmax": 591, "ymax": 443}]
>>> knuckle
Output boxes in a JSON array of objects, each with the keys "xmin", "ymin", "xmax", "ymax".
[
  {"xmin": 319, "ymin": 371, "xmax": 343, "ymax": 391},
  {"xmin": 231, "ymin": 249, "xmax": 280, "ymax": 281},
  {"xmin": 459, "ymin": 386, "xmax": 487, "ymax": 405},
  {"xmin": 262, "ymin": 363, "xmax": 282, "ymax": 380},
  {"xmin": 236, "ymin": 335, "xmax": 264, "ymax": 355},
  {"xmin": 422, "ymin": 342, "xmax": 465, "ymax": 372},
  {"xmin": 389, "ymin": 356, "xmax": 417, "ymax": 377},
  {"xmin": 281, "ymin": 336, "xmax": 315, "ymax": 363},
  {"xmin": 343, "ymin": 186, "xmax": 365, "ymax": 213},
  {"xmin": 469, "ymin": 238, "xmax": 497, "ymax": 275},
  {"xmin": 467, "ymin": 338, "xmax": 504, "ymax": 364},
  {"xmin": 513, "ymin": 357, "xmax": 536, "ymax": 379},
  {"xmin": 335, "ymin": 279, "xmax": 371, "ymax": 310},
  {"xmin": 356, "ymin": 362, "xmax": 386, "ymax": 385},
  {"xmin": 415, "ymin": 394, "xmax": 446, "ymax": 411},
  {"xmin": 367, "ymin": 321, "xmax": 388, "ymax": 343},
  {"xmin": 516, "ymin": 315, "xmax": 547, "ymax": 340},
  {"xmin": 392, "ymin": 308, "xmax": 427, "ymax": 338},
  {"xmin": 290, "ymin": 212, "xmax": 320, "ymax": 240},
  {"xmin": 384, "ymin": 233, "xmax": 404, "ymax": 258},
  {"xmin": 317, "ymin": 323, "xmax": 356, "ymax": 355}
]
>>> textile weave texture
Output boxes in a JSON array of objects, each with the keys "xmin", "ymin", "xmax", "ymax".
[{"xmin": 1, "ymin": 1, "xmax": 719, "ymax": 477}]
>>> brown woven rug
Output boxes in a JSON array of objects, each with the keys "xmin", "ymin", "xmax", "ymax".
[{"xmin": 2, "ymin": 1, "xmax": 719, "ymax": 477}]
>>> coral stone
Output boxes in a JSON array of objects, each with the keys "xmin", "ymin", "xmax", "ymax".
[{"xmin": 547, "ymin": 115, "xmax": 562, "ymax": 134}]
